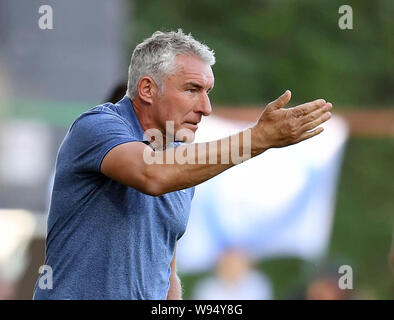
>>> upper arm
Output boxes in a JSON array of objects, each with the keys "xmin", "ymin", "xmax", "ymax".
[
  {"xmin": 70, "ymin": 112, "xmax": 137, "ymax": 172},
  {"xmin": 100, "ymin": 141, "xmax": 160, "ymax": 195},
  {"xmin": 69, "ymin": 112, "xmax": 160, "ymax": 195}
]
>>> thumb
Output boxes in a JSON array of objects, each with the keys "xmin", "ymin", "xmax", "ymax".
[{"xmin": 267, "ymin": 90, "xmax": 291, "ymax": 110}]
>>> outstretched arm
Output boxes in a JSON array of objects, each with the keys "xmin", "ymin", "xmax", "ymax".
[{"xmin": 101, "ymin": 90, "xmax": 332, "ymax": 195}]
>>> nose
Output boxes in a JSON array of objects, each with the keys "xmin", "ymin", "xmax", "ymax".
[{"xmin": 195, "ymin": 92, "xmax": 212, "ymax": 117}]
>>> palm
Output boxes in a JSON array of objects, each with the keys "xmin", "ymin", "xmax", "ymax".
[{"xmin": 255, "ymin": 90, "xmax": 332, "ymax": 149}]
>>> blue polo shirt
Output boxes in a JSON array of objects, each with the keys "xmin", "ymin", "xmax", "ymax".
[{"xmin": 33, "ymin": 96, "xmax": 194, "ymax": 300}]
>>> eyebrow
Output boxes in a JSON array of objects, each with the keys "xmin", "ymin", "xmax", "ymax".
[{"xmin": 185, "ymin": 81, "xmax": 213, "ymax": 92}]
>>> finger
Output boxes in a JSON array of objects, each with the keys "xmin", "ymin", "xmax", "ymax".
[
  {"xmin": 297, "ymin": 126, "xmax": 324, "ymax": 143},
  {"xmin": 266, "ymin": 90, "xmax": 291, "ymax": 110},
  {"xmin": 299, "ymin": 102, "xmax": 332, "ymax": 126},
  {"xmin": 299, "ymin": 111, "xmax": 332, "ymax": 133},
  {"xmin": 292, "ymin": 99, "xmax": 327, "ymax": 118}
]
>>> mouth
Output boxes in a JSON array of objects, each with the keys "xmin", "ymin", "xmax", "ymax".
[{"xmin": 184, "ymin": 122, "xmax": 199, "ymax": 130}]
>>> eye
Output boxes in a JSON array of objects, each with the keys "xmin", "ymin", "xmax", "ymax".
[{"xmin": 187, "ymin": 88, "xmax": 196, "ymax": 93}]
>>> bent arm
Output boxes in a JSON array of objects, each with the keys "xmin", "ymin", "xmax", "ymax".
[
  {"xmin": 101, "ymin": 129, "xmax": 250, "ymax": 196},
  {"xmin": 101, "ymin": 91, "xmax": 332, "ymax": 196}
]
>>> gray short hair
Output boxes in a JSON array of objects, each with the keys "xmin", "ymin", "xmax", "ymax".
[{"xmin": 126, "ymin": 29, "xmax": 215, "ymax": 99}]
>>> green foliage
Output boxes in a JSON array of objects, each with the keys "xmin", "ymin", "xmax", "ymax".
[
  {"xmin": 128, "ymin": 0, "xmax": 393, "ymax": 108},
  {"xmin": 328, "ymin": 137, "xmax": 394, "ymax": 299}
]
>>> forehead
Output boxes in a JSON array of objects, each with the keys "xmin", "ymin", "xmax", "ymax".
[{"xmin": 172, "ymin": 54, "xmax": 214, "ymax": 86}]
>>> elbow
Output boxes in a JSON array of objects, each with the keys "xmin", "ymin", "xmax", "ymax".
[
  {"xmin": 144, "ymin": 182, "xmax": 165, "ymax": 197},
  {"xmin": 140, "ymin": 167, "xmax": 167, "ymax": 197}
]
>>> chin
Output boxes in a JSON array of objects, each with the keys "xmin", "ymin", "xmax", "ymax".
[{"xmin": 175, "ymin": 127, "xmax": 195, "ymax": 143}]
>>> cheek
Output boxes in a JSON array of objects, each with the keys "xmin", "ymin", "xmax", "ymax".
[
  {"xmin": 170, "ymin": 93, "xmax": 194, "ymax": 117},
  {"xmin": 159, "ymin": 90, "xmax": 195, "ymax": 123},
  {"xmin": 158, "ymin": 94, "xmax": 178, "ymax": 118}
]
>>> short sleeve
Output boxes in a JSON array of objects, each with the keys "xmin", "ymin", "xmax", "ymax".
[{"xmin": 68, "ymin": 111, "xmax": 140, "ymax": 173}]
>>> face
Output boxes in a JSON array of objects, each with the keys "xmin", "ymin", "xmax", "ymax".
[{"xmin": 151, "ymin": 54, "xmax": 214, "ymax": 143}]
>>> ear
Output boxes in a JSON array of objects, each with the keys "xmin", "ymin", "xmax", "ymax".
[{"xmin": 137, "ymin": 76, "xmax": 159, "ymax": 104}]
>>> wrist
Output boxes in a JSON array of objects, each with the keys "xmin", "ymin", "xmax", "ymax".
[{"xmin": 250, "ymin": 125, "xmax": 270, "ymax": 156}]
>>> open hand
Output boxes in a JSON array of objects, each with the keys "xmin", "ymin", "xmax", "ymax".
[{"xmin": 252, "ymin": 90, "xmax": 332, "ymax": 150}]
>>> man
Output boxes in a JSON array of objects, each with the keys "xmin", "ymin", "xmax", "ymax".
[{"xmin": 33, "ymin": 29, "xmax": 332, "ymax": 299}]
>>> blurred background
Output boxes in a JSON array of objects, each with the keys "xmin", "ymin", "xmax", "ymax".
[{"xmin": 0, "ymin": 0, "xmax": 393, "ymax": 299}]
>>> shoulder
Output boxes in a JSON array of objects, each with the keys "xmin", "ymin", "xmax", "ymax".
[
  {"xmin": 68, "ymin": 103, "xmax": 131, "ymax": 136},
  {"xmin": 76, "ymin": 103, "xmax": 123, "ymax": 124}
]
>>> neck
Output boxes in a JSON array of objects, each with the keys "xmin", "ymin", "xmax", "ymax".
[{"xmin": 131, "ymin": 97, "xmax": 171, "ymax": 149}]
